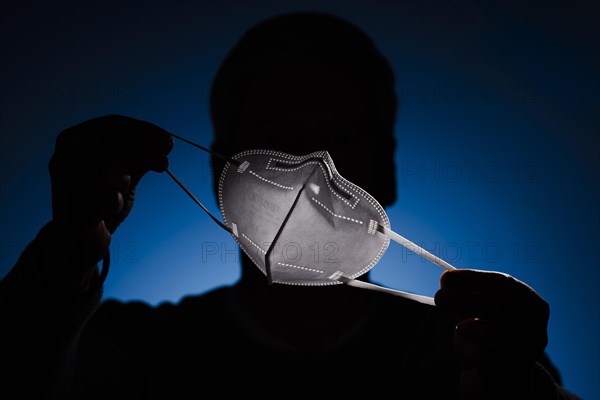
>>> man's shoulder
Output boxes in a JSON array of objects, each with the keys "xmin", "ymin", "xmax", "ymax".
[
  {"xmin": 93, "ymin": 285, "xmax": 233, "ymax": 328},
  {"xmin": 170, "ymin": 285, "xmax": 233, "ymax": 313}
]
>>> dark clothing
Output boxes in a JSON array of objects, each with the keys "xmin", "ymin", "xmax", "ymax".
[
  {"xmin": 75, "ymin": 288, "xmax": 455, "ymax": 398},
  {"xmin": 1, "ymin": 228, "xmax": 578, "ymax": 400}
]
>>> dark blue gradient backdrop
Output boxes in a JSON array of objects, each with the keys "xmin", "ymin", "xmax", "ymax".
[{"xmin": 1, "ymin": 1, "xmax": 598, "ymax": 398}]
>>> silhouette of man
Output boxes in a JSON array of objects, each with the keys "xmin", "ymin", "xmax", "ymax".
[{"xmin": 0, "ymin": 12, "xmax": 580, "ymax": 400}]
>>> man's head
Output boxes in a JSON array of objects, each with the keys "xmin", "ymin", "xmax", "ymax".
[{"xmin": 210, "ymin": 11, "xmax": 398, "ymax": 208}]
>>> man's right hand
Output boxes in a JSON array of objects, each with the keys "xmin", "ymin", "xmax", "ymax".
[{"xmin": 43, "ymin": 115, "xmax": 173, "ymax": 293}]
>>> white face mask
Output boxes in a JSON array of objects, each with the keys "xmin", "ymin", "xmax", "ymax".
[
  {"xmin": 166, "ymin": 134, "xmax": 456, "ymax": 306},
  {"xmin": 218, "ymin": 148, "xmax": 390, "ymax": 286}
]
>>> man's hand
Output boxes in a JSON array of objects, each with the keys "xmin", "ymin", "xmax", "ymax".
[
  {"xmin": 43, "ymin": 115, "xmax": 172, "ymax": 292},
  {"xmin": 434, "ymin": 269, "xmax": 550, "ymax": 399}
]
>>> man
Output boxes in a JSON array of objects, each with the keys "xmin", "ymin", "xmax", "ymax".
[{"xmin": 0, "ymin": 12, "xmax": 579, "ymax": 399}]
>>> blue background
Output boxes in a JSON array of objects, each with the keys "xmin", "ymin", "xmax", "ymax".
[{"xmin": 1, "ymin": 1, "xmax": 598, "ymax": 398}]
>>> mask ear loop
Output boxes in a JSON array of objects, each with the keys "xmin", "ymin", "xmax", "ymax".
[
  {"xmin": 330, "ymin": 223, "xmax": 457, "ymax": 306},
  {"xmin": 165, "ymin": 169, "xmax": 231, "ymax": 233},
  {"xmin": 165, "ymin": 133, "xmax": 238, "ymax": 234},
  {"xmin": 380, "ymin": 225, "xmax": 457, "ymax": 272}
]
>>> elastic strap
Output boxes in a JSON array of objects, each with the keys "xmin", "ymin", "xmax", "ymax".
[{"xmin": 165, "ymin": 133, "xmax": 234, "ymax": 234}]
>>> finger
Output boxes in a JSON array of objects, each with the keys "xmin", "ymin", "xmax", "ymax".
[
  {"xmin": 440, "ymin": 269, "xmax": 529, "ymax": 292},
  {"xmin": 437, "ymin": 284, "xmax": 550, "ymax": 355},
  {"xmin": 435, "ymin": 287, "xmax": 549, "ymax": 325},
  {"xmin": 101, "ymin": 127, "xmax": 173, "ymax": 174},
  {"xmin": 434, "ymin": 287, "xmax": 489, "ymax": 317},
  {"xmin": 56, "ymin": 114, "xmax": 173, "ymax": 153},
  {"xmin": 440, "ymin": 269, "xmax": 542, "ymax": 303},
  {"xmin": 438, "ymin": 269, "xmax": 549, "ymax": 317},
  {"xmin": 54, "ymin": 114, "xmax": 173, "ymax": 173},
  {"xmin": 103, "ymin": 191, "xmax": 131, "ymax": 234},
  {"xmin": 454, "ymin": 318, "xmax": 500, "ymax": 369},
  {"xmin": 454, "ymin": 318, "xmax": 541, "ymax": 369},
  {"xmin": 456, "ymin": 318, "xmax": 511, "ymax": 348},
  {"xmin": 52, "ymin": 159, "xmax": 133, "ymax": 223}
]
